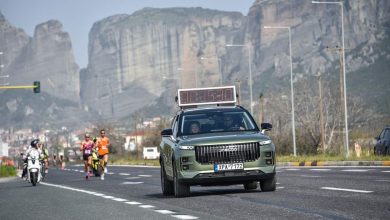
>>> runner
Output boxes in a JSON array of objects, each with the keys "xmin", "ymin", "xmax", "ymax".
[
  {"xmin": 80, "ymin": 133, "xmax": 94, "ymax": 180},
  {"xmin": 96, "ymin": 129, "xmax": 110, "ymax": 180},
  {"xmin": 39, "ymin": 143, "xmax": 49, "ymax": 174}
]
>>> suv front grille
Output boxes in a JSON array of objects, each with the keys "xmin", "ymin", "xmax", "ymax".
[{"xmin": 195, "ymin": 142, "xmax": 260, "ymax": 164}]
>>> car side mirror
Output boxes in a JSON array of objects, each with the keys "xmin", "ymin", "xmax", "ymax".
[
  {"xmin": 161, "ymin": 128, "xmax": 173, "ymax": 136},
  {"xmin": 261, "ymin": 123, "xmax": 272, "ymax": 132},
  {"xmin": 375, "ymin": 136, "xmax": 380, "ymax": 141}
]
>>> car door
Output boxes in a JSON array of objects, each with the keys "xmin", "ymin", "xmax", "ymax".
[
  {"xmin": 161, "ymin": 115, "xmax": 179, "ymax": 177},
  {"xmin": 383, "ymin": 129, "xmax": 390, "ymax": 153},
  {"xmin": 376, "ymin": 129, "xmax": 386, "ymax": 154}
]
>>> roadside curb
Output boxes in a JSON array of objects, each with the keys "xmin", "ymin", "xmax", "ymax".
[{"xmin": 277, "ymin": 161, "xmax": 390, "ymax": 167}]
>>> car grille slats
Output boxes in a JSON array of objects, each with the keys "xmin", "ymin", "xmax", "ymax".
[{"xmin": 195, "ymin": 142, "xmax": 260, "ymax": 164}]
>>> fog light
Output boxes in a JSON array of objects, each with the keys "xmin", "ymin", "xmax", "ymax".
[
  {"xmin": 266, "ymin": 159, "xmax": 273, "ymax": 165},
  {"xmin": 181, "ymin": 157, "xmax": 189, "ymax": 163},
  {"xmin": 265, "ymin": 152, "xmax": 272, "ymax": 157},
  {"xmin": 182, "ymin": 165, "xmax": 189, "ymax": 170}
]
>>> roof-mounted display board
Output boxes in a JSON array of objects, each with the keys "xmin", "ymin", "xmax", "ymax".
[{"xmin": 177, "ymin": 86, "xmax": 236, "ymax": 107}]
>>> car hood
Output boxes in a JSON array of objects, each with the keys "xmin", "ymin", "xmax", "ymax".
[{"xmin": 178, "ymin": 131, "xmax": 270, "ymax": 146}]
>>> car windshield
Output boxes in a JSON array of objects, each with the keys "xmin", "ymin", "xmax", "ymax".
[{"xmin": 180, "ymin": 110, "xmax": 257, "ymax": 136}]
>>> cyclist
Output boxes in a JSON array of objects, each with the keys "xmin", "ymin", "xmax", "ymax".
[
  {"xmin": 80, "ymin": 133, "xmax": 94, "ymax": 180},
  {"xmin": 96, "ymin": 129, "xmax": 110, "ymax": 180}
]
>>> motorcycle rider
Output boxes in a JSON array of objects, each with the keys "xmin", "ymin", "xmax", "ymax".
[
  {"xmin": 21, "ymin": 139, "xmax": 42, "ymax": 179},
  {"xmin": 80, "ymin": 133, "xmax": 94, "ymax": 180},
  {"xmin": 96, "ymin": 129, "xmax": 110, "ymax": 180}
]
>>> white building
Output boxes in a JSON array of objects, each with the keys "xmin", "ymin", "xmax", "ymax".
[{"xmin": 0, "ymin": 139, "xmax": 9, "ymax": 157}]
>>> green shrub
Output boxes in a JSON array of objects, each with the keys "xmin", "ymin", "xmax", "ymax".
[{"xmin": 0, "ymin": 165, "xmax": 16, "ymax": 177}]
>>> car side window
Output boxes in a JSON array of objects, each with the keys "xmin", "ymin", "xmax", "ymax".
[
  {"xmin": 379, "ymin": 130, "xmax": 386, "ymax": 139},
  {"xmin": 384, "ymin": 129, "xmax": 390, "ymax": 140},
  {"xmin": 172, "ymin": 116, "xmax": 179, "ymax": 138}
]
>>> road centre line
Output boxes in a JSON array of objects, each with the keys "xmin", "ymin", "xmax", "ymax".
[
  {"xmin": 381, "ymin": 171, "xmax": 390, "ymax": 173},
  {"xmin": 139, "ymin": 205, "xmax": 155, "ymax": 209},
  {"xmin": 138, "ymin": 175, "xmax": 152, "ymax": 177},
  {"xmin": 112, "ymin": 198, "xmax": 128, "ymax": 202},
  {"xmin": 276, "ymin": 187, "xmax": 285, "ymax": 189},
  {"xmin": 155, "ymin": 210, "xmax": 176, "ymax": 214},
  {"xmin": 102, "ymin": 195, "xmax": 115, "ymax": 199},
  {"xmin": 341, "ymin": 169, "xmax": 369, "ymax": 172},
  {"xmin": 121, "ymin": 181, "xmax": 144, "ymax": 185},
  {"xmin": 321, "ymin": 187, "xmax": 373, "ymax": 193},
  {"xmin": 285, "ymin": 168, "xmax": 301, "ymax": 171},
  {"xmin": 310, "ymin": 169, "xmax": 331, "ymax": 171},
  {"xmin": 375, "ymin": 180, "xmax": 390, "ymax": 182},
  {"xmin": 300, "ymin": 175, "xmax": 321, "ymax": 178},
  {"xmin": 119, "ymin": 173, "xmax": 131, "ymax": 176},
  {"xmin": 172, "ymin": 215, "xmax": 199, "ymax": 220},
  {"xmin": 125, "ymin": 177, "xmax": 141, "ymax": 180},
  {"xmin": 125, "ymin": 201, "xmax": 142, "ymax": 205}
]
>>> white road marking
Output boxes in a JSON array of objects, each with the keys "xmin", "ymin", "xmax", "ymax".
[
  {"xmin": 119, "ymin": 173, "xmax": 131, "ymax": 176},
  {"xmin": 155, "ymin": 210, "xmax": 176, "ymax": 214},
  {"xmin": 138, "ymin": 175, "xmax": 152, "ymax": 177},
  {"xmin": 375, "ymin": 179, "xmax": 390, "ymax": 182},
  {"xmin": 139, "ymin": 205, "xmax": 155, "ymax": 209},
  {"xmin": 300, "ymin": 175, "xmax": 321, "ymax": 178},
  {"xmin": 341, "ymin": 169, "xmax": 369, "ymax": 172},
  {"xmin": 321, "ymin": 187, "xmax": 373, "ymax": 193},
  {"xmin": 102, "ymin": 195, "xmax": 115, "ymax": 199},
  {"xmin": 381, "ymin": 171, "xmax": 390, "ymax": 173},
  {"xmin": 125, "ymin": 201, "xmax": 142, "ymax": 205},
  {"xmin": 93, "ymin": 193, "xmax": 105, "ymax": 196},
  {"xmin": 285, "ymin": 168, "xmax": 301, "ymax": 171},
  {"xmin": 125, "ymin": 177, "xmax": 141, "ymax": 180},
  {"xmin": 172, "ymin": 215, "xmax": 199, "ymax": 220},
  {"xmin": 106, "ymin": 172, "xmax": 115, "ymax": 175},
  {"xmin": 276, "ymin": 187, "xmax": 285, "ymax": 189},
  {"xmin": 121, "ymin": 182, "xmax": 144, "ymax": 185},
  {"xmin": 276, "ymin": 182, "xmax": 280, "ymax": 185},
  {"xmin": 310, "ymin": 169, "xmax": 331, "ymax": 171},
  {"xmin": 79, "ymin": 171, "xmax": 84, "ymax": 173},
  {"xmin": 112, "ymin": 198, "xmax": 128, "ymax": 202}
]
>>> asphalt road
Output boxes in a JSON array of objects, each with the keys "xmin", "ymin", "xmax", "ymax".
[{"xmin": 1, "ymin": 165, "xmax": 390, "ymax": 220}]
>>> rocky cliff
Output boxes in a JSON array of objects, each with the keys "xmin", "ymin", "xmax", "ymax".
[
  {"xmin": 0, "ymin": 14, "xmax": 80, "ymax": 102},
  {"xmin": 82, "ymin": 7, "xmax": 244, "ymax": 118},
  {"xmin": 83, "ymin": 1, "xmax": 390, "ymax": 119}
]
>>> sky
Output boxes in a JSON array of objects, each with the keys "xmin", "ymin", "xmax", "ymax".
[{"xmin": 0, "ymin": 0, "xmax": 255, "ymax": 68}]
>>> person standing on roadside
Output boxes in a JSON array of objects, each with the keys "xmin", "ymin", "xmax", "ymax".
[
  {"xmin": 80, "ymin": 133, "xmax": 94, "ymax": 180},
  {"xmin": 96, "ymin": 129, "xmax": 110, "ymax": 180}
]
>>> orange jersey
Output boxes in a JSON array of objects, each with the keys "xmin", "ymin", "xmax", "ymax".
[{"xmin": 97, "ymin": 137, "xmax": 110, "ymax": 155}]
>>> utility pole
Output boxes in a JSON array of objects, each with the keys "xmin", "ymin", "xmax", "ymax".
[
  {"xmin": 259, "ymin": 93, "xmax": 264, "ymax": 124},
  {"xmin": 326, "ymin": 46, "xmax": 348, "ymax": 154},
  {"xmin": 318, "ymin": 73, "xmax": 325, "ymax": 154},
  {"xmin": 234, "ymin": 78, "xmax": 241, "ymax": 105}
]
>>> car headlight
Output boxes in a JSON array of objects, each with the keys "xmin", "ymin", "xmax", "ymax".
[
  {"xmin": 179, "ymin": 145, "xmax": 195, "ymax": 150},
  {"xmin": 259, "ymin": 140, "xmax": 272, "ymax": 146}
]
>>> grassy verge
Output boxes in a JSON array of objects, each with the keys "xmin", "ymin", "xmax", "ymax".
[
  {"xmin": 277, "ymin": 154, "xmax": 390, "ymax": 162},
  {"xmin": 0, "ymin": 165, "xmax": 17, "ymax": 177}
]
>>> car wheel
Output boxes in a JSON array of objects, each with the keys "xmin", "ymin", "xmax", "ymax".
[
  {"xmin": 173, "ymin": 160, "xmax": 190, "ymax": 197},
  {"xmin": 260, "ymin": 176, "xmax": 276, "ymax": 192},
  {"xmin": 160, "ymin": 163, "xmax": 174, "ymax": 196},
  {"xmin": 243, "ymin": 181, "xmax": 258, "ymax": 190}
]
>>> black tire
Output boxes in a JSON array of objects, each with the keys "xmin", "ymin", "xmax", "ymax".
[
  {"xmin": 260, "ymin": 176, "xmax": 276, "ymax": 192},
  {"xmin": 31, "ymin": 172, "xmax": 37, "ymax": 186},
  {"xmin": 173, "ymin": 160, "xmax": 190, "ymax": 197},
  {"xmin": 160, "ymin": 163, "xmax": 174, "ymax": 196},
  {"xmin": 244, "ymin": 181, "xmax": 258, "ymax": 190}
]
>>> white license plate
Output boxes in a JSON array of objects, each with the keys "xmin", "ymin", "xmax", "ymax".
[{"xmin": 214, "ymin": 163, "xmax": 243, "ymax": 172}]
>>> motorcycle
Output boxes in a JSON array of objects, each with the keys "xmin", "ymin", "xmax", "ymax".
[
  {"xmin": 90, "ymin": 149, "xmax": 100, "ymax": 177},
  {"xmin": 27, "ymin": 149, "xmax": 42, "ymax": 186}
]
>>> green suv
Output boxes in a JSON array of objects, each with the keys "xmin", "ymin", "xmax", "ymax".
[{"xmin": 160, "ymin": 105, "xmax": 276, "ymax": 197}]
